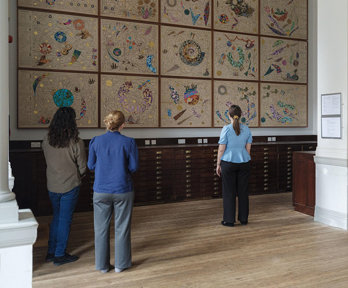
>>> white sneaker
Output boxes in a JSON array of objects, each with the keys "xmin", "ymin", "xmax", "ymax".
[{"xmin": 115, "ymin": 268, "xmax": 125, "ymax": 273}]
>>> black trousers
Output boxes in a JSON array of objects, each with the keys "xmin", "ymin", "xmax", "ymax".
[{"xmin": 221, "ymin": 160, "xmax": 251, "ymax": 223}]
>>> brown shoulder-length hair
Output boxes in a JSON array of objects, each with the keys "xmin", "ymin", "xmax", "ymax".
[
  {"xmin": 229, "ymin": 105, "xmax": 242, "ymax": 136},
  {"xmin": 104, "ymin": 110, "xmax": 125, "ymax": 132},
  {"xmin": 48, "ymin": 107, "xmax": 79, "ymax": 148}
]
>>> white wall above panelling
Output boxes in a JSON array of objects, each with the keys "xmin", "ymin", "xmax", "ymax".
[{"xmin": 10, "ymin": 0, "xmax": 317, "ymax": 141}]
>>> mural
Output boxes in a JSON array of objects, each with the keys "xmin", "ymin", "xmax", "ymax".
[
  {"xmin": 214, "ymin": 31, "xmax": 258, "ymax": 80},
  {"xmin": 214, "ymin": 0, "xmax": 258, "ymax": 34},
  {"xmin": 214, "ymin": 81, "xmax": 258, "ymax": 127},
  {"xmin": 18, "ymin": 10, "xmax": 98, "ymax": 71},
  {"xmin": 260, "ymin": 83, "xmax": 307, "ymax": 127},
  {"xmin": 18, "ymin": 70, "xmax": 98, "ymax": 128},
  {"xmin": 161, "ymin": 0, "xmax": 212, "ymax": 28},
  {"xmin": 101, "ymin": 0, "xmax": 158, "ymax": 22},
  {"xmin": 18, "ymin": 0, "xmax": 98, "ymax": 15},
  {"xmin": 161, "ymin": 78, "xmax": 212, "ymax": 127},
  {"xmin": 261, "ymin": 37, "xmax": 307, "ymax": 83},
  {"xmin": 101, "ymin": 19, "xmax": 158, "ymax": 74},
  {"xmin": 260, "ymin": 0, "xmax": 307, "ymax": 39},
  {"xmin": 161, "ymin": 26, "xmax": 211, "ymax": 78},
  {"xmin": 101, "ymin": 75, "xmax": 159, "ymax": 127}
]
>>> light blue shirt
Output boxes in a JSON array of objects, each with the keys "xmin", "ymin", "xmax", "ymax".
[{"xmin": 218, "ymin": 124, "xmax": 252, "ymax": 163}]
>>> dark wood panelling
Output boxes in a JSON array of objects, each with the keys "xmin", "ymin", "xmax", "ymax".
[
  {"xmin": 9, "ymin": 136, "xmax": 316, "ymax": 216},
  {"xmin": 292, "ymin": 151, "xmax": 316, "ymax": 216}
]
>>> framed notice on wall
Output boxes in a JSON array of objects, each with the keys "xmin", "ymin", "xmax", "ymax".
[{"xmin": 321, "ymin": 93, "xmax": 341, "ymax": 139}]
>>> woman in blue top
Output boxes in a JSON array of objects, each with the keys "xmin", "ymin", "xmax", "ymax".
[
  {"xmin": 216, "ymin": 105, "xmax": 252, "ymax": 227},
  {"xmin": 88, "ymin": 110, "xmax": 138, "ymax": 273}
]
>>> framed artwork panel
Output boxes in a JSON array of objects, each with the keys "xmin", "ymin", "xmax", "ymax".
[
  {"xmin": 18, "ymin": 9, "xmax": 98, "ymax": 71},
  {"xmin": 18, "ymin": 70, "xmax": 98, "ymax": 128},
  {"xmin": 214, "ymin": 31, "xmax": 258, "ymax": 80},
  {"xmin": 161, "ymin": 26, "xmax": 212, "ymax": 78},
  {"xmin": 261, "ymin": 37, "xmax": 307, "ymax": 83},
  {"xmin": 260, "ymin": 83, "xmax": 307, "ymax": 127},
  {"xmin": 101, "ymin": 75, "xmax": 159, "ymax": 127},
  {"xmin": 101, "ymin": 19, "xmax": 159, "ymax": 75},
  {"xmin": 17, "ymin": 0, "xmax": 98, "ymax": 15},
  {"xmin": 160, "ymin": 78, "xmax": 212, "ymax": 127},
  {"xmin": 260, "ymin": 0, "xmax": 307, "ymax": 39},
  {"xmin": 214, "ymin": 81, "xmax": 258, "ymax": 127},
  {"xmin": 161, "ymin": 0, "xmax": 212, "ymax": 28},
  {"xmin": 214, "ymin": 0, "xmax": 258, "ymax": 34},
  {"xmin": 101, "ymin": 0, "xmax": 158, "ymax": 22}
]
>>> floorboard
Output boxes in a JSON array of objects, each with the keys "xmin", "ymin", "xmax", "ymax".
[{"xmin": 32, "ymin": 193, "xmax": 348, "ymax": 288}]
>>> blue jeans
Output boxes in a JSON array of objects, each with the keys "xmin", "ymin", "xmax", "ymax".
[{"xmin": 48, "ymin": 186, "xmax": 80, "ymax": 257}]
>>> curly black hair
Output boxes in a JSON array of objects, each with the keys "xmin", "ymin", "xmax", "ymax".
[{"xmin": 48, "ymin": 107, "xmax": 79, "ymax": 148}]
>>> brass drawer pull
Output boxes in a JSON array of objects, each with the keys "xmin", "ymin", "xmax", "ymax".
[
  {"xmin": 185, "ymin": 150, "xmax": 191, "ymax": 154},
  {"xmin": 186, "ymin": 193, "xmax": 192, "ymax": 197},
  {"xmin": 186, "ymin": 165, "xmax": 191, "ymax": 168},
  {"xmin": 156, "ymin": 151, "xmax": 162, "ymax": 154},
  {"xmin": 156, "ymin": 176, "xmax": 162, "ymax": 180}
]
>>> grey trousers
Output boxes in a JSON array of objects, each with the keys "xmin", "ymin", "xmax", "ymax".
[{"xmin": 93, "ymin": 191, "xmax": 134, "ymax": 270}]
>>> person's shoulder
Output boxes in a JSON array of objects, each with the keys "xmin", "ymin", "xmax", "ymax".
[
  {"xmin": 241, "ymin": 124, "xmax": 251, "ymax": 131},
  {"xmin": 120, "ymin": 134, "xmax": 135, "ymax": 143}
]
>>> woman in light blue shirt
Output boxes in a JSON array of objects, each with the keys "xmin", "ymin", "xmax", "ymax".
[{"xmin": 216, "ymin": 105, "xmax": 252, "ymax": 227}]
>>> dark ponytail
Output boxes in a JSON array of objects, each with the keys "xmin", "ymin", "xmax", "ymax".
[{"xmin": 229, "ymin": 105, "xmax": 242, "ymax": 136}]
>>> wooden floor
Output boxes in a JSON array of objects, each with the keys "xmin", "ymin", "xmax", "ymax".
[{"xmin": 33, "ymin": 193, "xmax": 348, "ymax": 288}]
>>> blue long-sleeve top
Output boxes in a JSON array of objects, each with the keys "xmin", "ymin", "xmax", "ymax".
[{"xmin": 88, "ymin": 131, "xmax": 139, "ymax": 194}]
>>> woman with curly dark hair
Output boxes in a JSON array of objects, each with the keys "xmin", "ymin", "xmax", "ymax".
[{"xmin": 42, "ymin": 107, "xmax": 87, "ymax": 266}]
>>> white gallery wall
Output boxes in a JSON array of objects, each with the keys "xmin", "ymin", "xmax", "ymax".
[{"xmin": 9, "ymin": 0, "xmax": 318, "ymax": 141}]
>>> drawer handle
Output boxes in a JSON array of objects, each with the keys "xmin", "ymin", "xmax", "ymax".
[
  {"xmin": 186, "ymin": 174, "xmax": 191, "ymax": 178},
  {"xmin": 186, "ymin": 165, "xmax": 191, "ymax": 168},
  {"xmin": 185, "ymin": 150, "xmax": 191, "ymax": 154},
  {"xmin": 156, "ymin": 151, "xmax": 162, "ymax": 154},
  {"xmin": 156, "ymin": 191, "xmax": 162, "ymax": 195},
  {"xmin": 156, "ymin": 156, "xmax": 162, "ymax": 160},
  {"xmin": 186, "ymin": 169, "xmax": 191, "ymax": 173},
  {"xmin": 264, "ymin": 187, "xmax": 268, "ymax": 191},
  {"xmin": 186, "ymin": 155, "xmax": 191, "ymax": 159},
  {"xmin": 264, "ymin": 157, "xmax": 268, "ymax": 160},
  {"xmin": 186, "ymin": 184, "xmax": 191, "ymax": 188},
  {"xmin": 264, "ymin": 152, "xmax": 269, "ymax": 155},
  {"xmin": 264, "ymin": 169, "xmax": 268, "ymax": 173},
  {"xmin": 156, "ymin": 176, "xmax": 162, "ymax": 180},
  {"xmin": 186, "ymin": 160, "xmax": 191, "ymax": 163},
  {"xmin": 264, "ymin": 183, "xmax": 268, "ymax": 186},
  {"xmin": 186, "ymin": 193, "xmax": 192, "ymax": 197},
  {"xmin": 156, "ymin": 171, "xmax": 162, "ymax": 175},
  {"xmin": 186, "ymin": 179, "xmax": 191, "ymax": 183},
  {"xmin": 186, "ymin": 189, "xmax": 191, "ymax": 193},
  {"xmin": 156, "ymin": 181, "xmax": 162, "ymax": 185},
  {"xmin": 156, "ymin": 196, "xmax": 162, "ymax": 200},
  {"xmin": 214, "ymin": 187, "xmax": 219, "ymax": 190},
  {"xmin": 263, "ymin": 148, "xmax": 269, "ymax": 151},
  {"xmin": 213, "ymin": 149, "xmax": 218, "ymax": 152},
  {"xmin": 156, "ymin": 161, "xmax": 161, "ymax": 165},
  {"xmin": 156, "ymin": 186, "xmax": 162, "ymax": 190},
  {"xmin": 287, "ymin": 147, "xmax": 292, "ymax": 150}
]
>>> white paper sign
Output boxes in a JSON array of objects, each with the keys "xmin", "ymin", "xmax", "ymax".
[
  {"xmin": 321, "ymin": 117, "xmax": 341, "ymax": 138},
  {"xmin": 322, "ymin": 93, "xmax": 341, "ymax": 116}
]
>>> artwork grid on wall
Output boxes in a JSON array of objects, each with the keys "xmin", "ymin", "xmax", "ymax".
[
  {"xmin": 260, "ymin": 37, "xmax": 307, "ymax": 83},
  {"xmin": 17, "ymin": 0, "xmax": 308, "ymax": 129},
  {"xmin": 101, "ymin": 75, "xmax": 159, "ymax": 127},
  {"xmin": 160, "ymin": 78, "xmax": 212, "ymax": 127},
  {"xmin": 161, "ymin": 25, "xmax": 212, "ymax": 78},
  {"xmin": 101, "ymin": 19, "xmax": 159, "ymax": 75},
  {"xmin": 214, "ymin": 0, "xmax": 258, "ymax": 34},
  {"xmin": 101, "ymin": 0, "xmax": 159, "ymax": 22},
  {"xmin": 18, "ymin": 9, "xmax": 98, "ymax": 71},
  {"xmin": 17, "ymin": 0, "xmax": 99, "ymax": 15},
  {"xmin": 18, "ymin": 70, "xmax": 98, "ymax": 128},
  {"xmin": 214, "ymin": 31, "xmax": 258, "ymax": 80},
  {"xmin": 260, "ymin": 83, "xmax": 307, "ymax": 127},
  {"xmin": 214, "ymin": 81, "xmax": 259, "ymax": 127},
  {"xmin": 260, "ymin": 0, "xmax": 307, "ymax": 40},
  {"xmin": 161, "ymin": 0, "xmax": 212, "ymax": 28}
]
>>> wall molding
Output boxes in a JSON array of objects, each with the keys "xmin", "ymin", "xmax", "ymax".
[{"xmin": 314, "ymin": 205, "xmax": 347, "ymax": 230}]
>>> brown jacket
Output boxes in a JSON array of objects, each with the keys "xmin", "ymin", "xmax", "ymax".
[{"xmin": 42, "ymin": 136, "xmax": 87, "ymax": 193}]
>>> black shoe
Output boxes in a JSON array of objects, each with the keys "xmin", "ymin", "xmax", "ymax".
[
  {"xmin": 240, "ymin": 221, "xmax": 248, "ymax": 225},
  {"xmin": 221, "ymin": 220, "xmax": 234, "ymax": 227},
  {"xmin": 45, "ymin": 253, "xmax": 55, "ymax": 262},
  {"xmin": 53, "ymin": 253, "xmax": 79, "ymax": 266}
]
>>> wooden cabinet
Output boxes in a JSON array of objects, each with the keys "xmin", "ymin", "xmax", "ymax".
[
  {"xmin": 9, "ymin": 136, "xmax": 316, "ymax": 216},
  {"xmin": 292, "ymin": 151, "xmax": 316, "ymax": 216}
]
